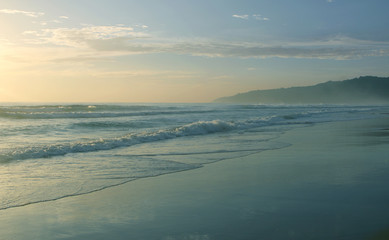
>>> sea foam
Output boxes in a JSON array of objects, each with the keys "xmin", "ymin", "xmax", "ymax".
[
  {"xmin": 1, "ymin": 103, "xmax": 388, "ymax": 211},
  {"xmin": 0, "ymin": 117, "xmax": 276, "ymax": 163}
]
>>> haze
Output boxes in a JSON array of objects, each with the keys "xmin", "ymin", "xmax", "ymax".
[{"xmin": 1, "ymin": 0, "xmax": 389, "ymax": 103}]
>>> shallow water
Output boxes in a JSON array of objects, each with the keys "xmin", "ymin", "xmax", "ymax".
[{"xmin": 1, "ymin": 103, "xmax": 388, "ymax": 210}]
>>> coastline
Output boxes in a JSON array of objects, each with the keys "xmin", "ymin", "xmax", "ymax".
[{"xmin": 1, "ymin": 117, "xmax": 389, "ymax": 240}]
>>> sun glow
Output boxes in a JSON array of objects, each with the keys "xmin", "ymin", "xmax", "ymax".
[{"xmin": 0, "ymin": 1, "xmax": 388, "ymax": 103}]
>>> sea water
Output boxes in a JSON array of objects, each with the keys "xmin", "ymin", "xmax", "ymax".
[{"xmin": 0, "ymin": 103, "xmax": 388, "ymax": 210}]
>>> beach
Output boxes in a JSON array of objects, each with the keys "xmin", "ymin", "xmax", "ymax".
[{"xmin": 1, "ymin": 117, "xmax": 389, "ymax": 240}]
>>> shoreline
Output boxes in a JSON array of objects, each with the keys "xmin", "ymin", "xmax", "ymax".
[
  {"xmin": 2, "ymin": 117, "xmax": 389, "ymax": 239},
  {"xmin": 0, "ymin": 124, "xmax": 288, "ymax": 212}
]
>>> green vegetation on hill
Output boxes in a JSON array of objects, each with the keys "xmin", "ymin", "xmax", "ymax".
[{"xmin": 214, "ymin": 76, "xmax": 389, "ymax": 104}]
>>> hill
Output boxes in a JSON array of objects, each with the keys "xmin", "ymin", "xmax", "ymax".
[{"xmin": 214, "ymin": 76, "xmax": 389, "ymax": 104}]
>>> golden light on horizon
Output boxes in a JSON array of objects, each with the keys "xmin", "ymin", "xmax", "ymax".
[{"xmin": 0, "ymin": 1, "xmax": 388, "ymax": 103}]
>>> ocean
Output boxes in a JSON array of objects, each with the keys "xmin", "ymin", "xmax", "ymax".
[{"xmin": 0, "ymin": 103, "xmax": 388, "ymax": 210}]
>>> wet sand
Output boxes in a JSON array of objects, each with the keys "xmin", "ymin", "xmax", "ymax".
[{"xmin": 1, "ymin": 118, "xmax": 389, "ymax": 240}]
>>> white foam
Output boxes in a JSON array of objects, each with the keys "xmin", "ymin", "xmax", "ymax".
[
  {"xmin": 1, "ymin": 104, "xmax": 387, "ymax": 163},
  {"xmin": 0, "ymin": 118, "xmax": 277, "ymax": 162}
]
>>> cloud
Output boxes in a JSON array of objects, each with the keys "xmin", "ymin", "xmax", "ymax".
[
  {"xmin": 327, "ymin": 0, "xmax": 334, "ymax": 2},
  {"xmin": 89, "ymin": 70, "xmax": 198, "ymax": 80},
  {"xmin": 135, "ymin": 24, "xmax": 148, "ymax": 29},
  {"xmin": 32, "ymin": 19, "xmax": 65, "ymax": 26},
  {"xmin": 0, "ymin": 9, "xmax": 44, "ymax": 18},
  {"xmin": 166, "ymin": 41, "xmax": 383, "ymax": 60},
  {"xmin": 25, "ymin": 25, "xmax": 389, "ymax": 60},
  {"xmin": 90, "ymin": 38, "xmax": 389, "ymax": 60},
  {"xmin": 59, "ymin": 16, "xmax": 69, "ymax": 19},
  {"xmin": 233, "ymin": 14, "xmax": 269, "ymax": 21},
  {"xmin": 33, "ymin": 21, "xmax": 48, "ymax": 26},
  {"xmin": 29, "ymin": 25, "xmax": 149, "ymax": 48},
  {"xmin": 232, "ymin": 14, "xmax": 249, "ymax": 20},
  {"xmin": 252, "ymin": 14, "xmax": 270, "ymax": 21}
]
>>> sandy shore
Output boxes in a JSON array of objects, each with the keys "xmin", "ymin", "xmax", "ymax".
[{"xmin": 1, "ymin": 118, "xmax": 389, "ymax": 240}]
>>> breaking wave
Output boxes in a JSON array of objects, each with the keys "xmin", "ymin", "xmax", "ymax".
[{"xmin": 0, "ymin": 117, "xmax": 279, "ymax": 163}]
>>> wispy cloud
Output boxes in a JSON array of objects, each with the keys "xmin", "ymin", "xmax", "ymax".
[
  {"xmin": 32, "ymin": 19, "xmax": 65, "ymax": 26},
  {"xmin": 89, "ymin": 70, "xmax": 199, "ymax": 80},
  {"xmin": 0, "ymin": 9, "xmax": 44, "ymax": 18},
  {"xmin": 32, "ymin": 21, "xmax": 48, "ymax": 26},
  {"xmin": 252, "ymin": 14, "xmax": 270, "ymax": 21},
  {"xmin": 165, "ymin": 40, "xmax": 389, "ymax": 60},
  {"xmin": 59, "ymin": 16, "xmax": 69, "ymax": 19},
  {"xmin": 232, "ymin": 14, "xmax": 249, "ymax": 20},
  {"xmin": 94, "ymin": 39, "xmax": 389, "ymax": 60},
  {"xmin": 27, "ymin": 25, "xmax": 149, "ymax": 48},
  {"xmin": 135, "ymin": 24, "xmax": 148, "ymax": 29},
  {"xmin": 233, "ymin": 14, "xmax": 269, "ymax": 21},
  {"xmin": 23, "ymin": 25, "xmax": 389, "ymax": 60},
  {"xmin": 327, "ymin": 0, "xmax": 334, "ymax": 3}
]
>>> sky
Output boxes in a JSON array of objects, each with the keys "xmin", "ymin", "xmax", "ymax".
[{"xmin": 1, "ymin": 0, "xmax": 389, "ymax": 103}]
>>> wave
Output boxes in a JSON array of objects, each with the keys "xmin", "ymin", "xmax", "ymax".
[
  {"xmin": 0, "ymin": 103, "xmax": 374, "ymax": 120},
  {"xmin": 0, "ymin": 117, "xmax": 281, "ymax": 163},
  {"xmin": 0, "ymin": 104, "xmax": 193, "ymax": 119},
  {"xmin": 1, "ymin": 104, "xmax": 382, "ymax": 163},
  {"xmin": 71, "ymin": 121, "xmax": 155, "ymax": 129},
  {"xmin": 0, "ymin": 109, "xmax": 216, "ymax": 119}
]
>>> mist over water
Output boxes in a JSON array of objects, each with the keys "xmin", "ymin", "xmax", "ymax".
[{"xmin": 0, "ymin": 103, "xmax": 388, "ymax": 210}]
